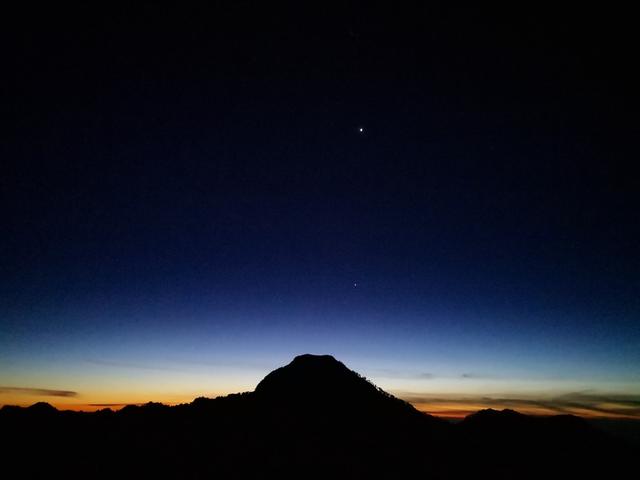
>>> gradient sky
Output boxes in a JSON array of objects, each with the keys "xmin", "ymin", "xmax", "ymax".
[{"xmin": 2, "ymin": 4, "xmax": 639, "ymax": 418}]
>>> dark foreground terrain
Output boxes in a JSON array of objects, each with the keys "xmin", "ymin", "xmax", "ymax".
[{"xmin": 1, "ymin": 355, "xmax": 635, "ymax": 479}]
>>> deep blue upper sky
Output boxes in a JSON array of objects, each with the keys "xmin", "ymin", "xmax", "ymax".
[{"xmin": 1, "ymin": 4, "xmax": 638, "ymax": 412}]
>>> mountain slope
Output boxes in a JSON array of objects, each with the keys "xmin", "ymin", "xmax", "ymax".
[{"xmin": 254, "ymin": 354, "xmax": 427, "ymax": 420}]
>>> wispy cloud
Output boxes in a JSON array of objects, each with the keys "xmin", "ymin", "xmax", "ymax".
[
  {"xmin": 370, "ymin": 370, "xmax": 500, "ymax": 381},
  {"xmin": 85, "ymin": 357, "xmax": 267, "ymax": 372},
  {"xmin": 0, "ymin": 386, "xmax": 78, "ymax": 397},
  {"xmin": 85, "ymin": 359, "xmax": 183, "ymax": 371},
  {"xmin": 367, "ymin": 369, "xmax": 437, "ymax": 380}
]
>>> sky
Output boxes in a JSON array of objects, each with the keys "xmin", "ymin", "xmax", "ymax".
[{"xmin": 1, "ymin": 4, "xmax": 639, "ymax": 418}]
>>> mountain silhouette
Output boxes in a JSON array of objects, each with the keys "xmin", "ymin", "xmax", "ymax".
[
  {"xmin": 254, "ymin": 354, "xmax": 432, "ymax": 424},
  {"xmin": 255, "ymin": 354, "xmax": 370, "ymax": 398},
  {"xmin": 0, "ymin": 354, "xmax": 635, "ymax": 479}
]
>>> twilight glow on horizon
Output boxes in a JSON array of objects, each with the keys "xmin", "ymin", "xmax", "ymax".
[
  {"xmin": 2, "ymin": 5, "xmax": 639, "ymax": 420},
  {"xmin": 3, "ymin": 300, "xmax": 639, "ymax": 417}
]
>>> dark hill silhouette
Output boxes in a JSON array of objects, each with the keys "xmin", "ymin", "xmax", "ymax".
[
  {"xmin": 254, "ymin": 354, "xmax": 437, "ymax": 426},
  {"xmin": 255, "ymin": 353, "xmax": 383, "ymax": 408},
  {"xmin": 455, "ymin": 407, "xmax": 629, "ymax": 479},
  {"xmin": 26, "ymin": 401, "xmax": 58, "ymax": 413},
  {"xmin": 0, "ymin": 354, "xmax": 635, "ymax": 479},
  {"xmin": 255, "ymin": 354, "xmax": 372, "ymax": 399}
]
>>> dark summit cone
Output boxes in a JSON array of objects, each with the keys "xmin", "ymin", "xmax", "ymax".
[
  {"xmin": 253, "ymin": 354, "xmax": 433, "ymax": 425},
  {"xmin": 256, "ymin": 354, "xmax": 393, "ymax": 402},
  {"xmin": 255, "ymin": 354, "xmax": 378, "ymax": 400}
]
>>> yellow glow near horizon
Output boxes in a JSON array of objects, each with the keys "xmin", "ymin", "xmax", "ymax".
[{"xmin": 3, "ymin": 392, "xmax": 640, "ymax": 419}]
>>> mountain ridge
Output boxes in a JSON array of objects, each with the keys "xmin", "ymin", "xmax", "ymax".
[{"xmin": 0, "ymin": 354, "xmax": 635, "ymax": 479}]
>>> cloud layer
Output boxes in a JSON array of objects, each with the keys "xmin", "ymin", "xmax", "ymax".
[
  {"xmin": 0, "ymin": 386, "xmax": 78, "ymax": 397},
  {"xmin": 400, "ymin": 391, "xmax": 640, "ymax": 418}
]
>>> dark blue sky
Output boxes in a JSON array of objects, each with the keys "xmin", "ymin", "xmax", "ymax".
[{"xmin": 1, "ymin": 4, "xmax": 639, "ymax": 414}]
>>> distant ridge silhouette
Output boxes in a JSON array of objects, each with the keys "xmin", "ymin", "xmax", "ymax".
[{"xmin": 1, "ymin": 354, "xmax": 635, "ymax": 479}]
